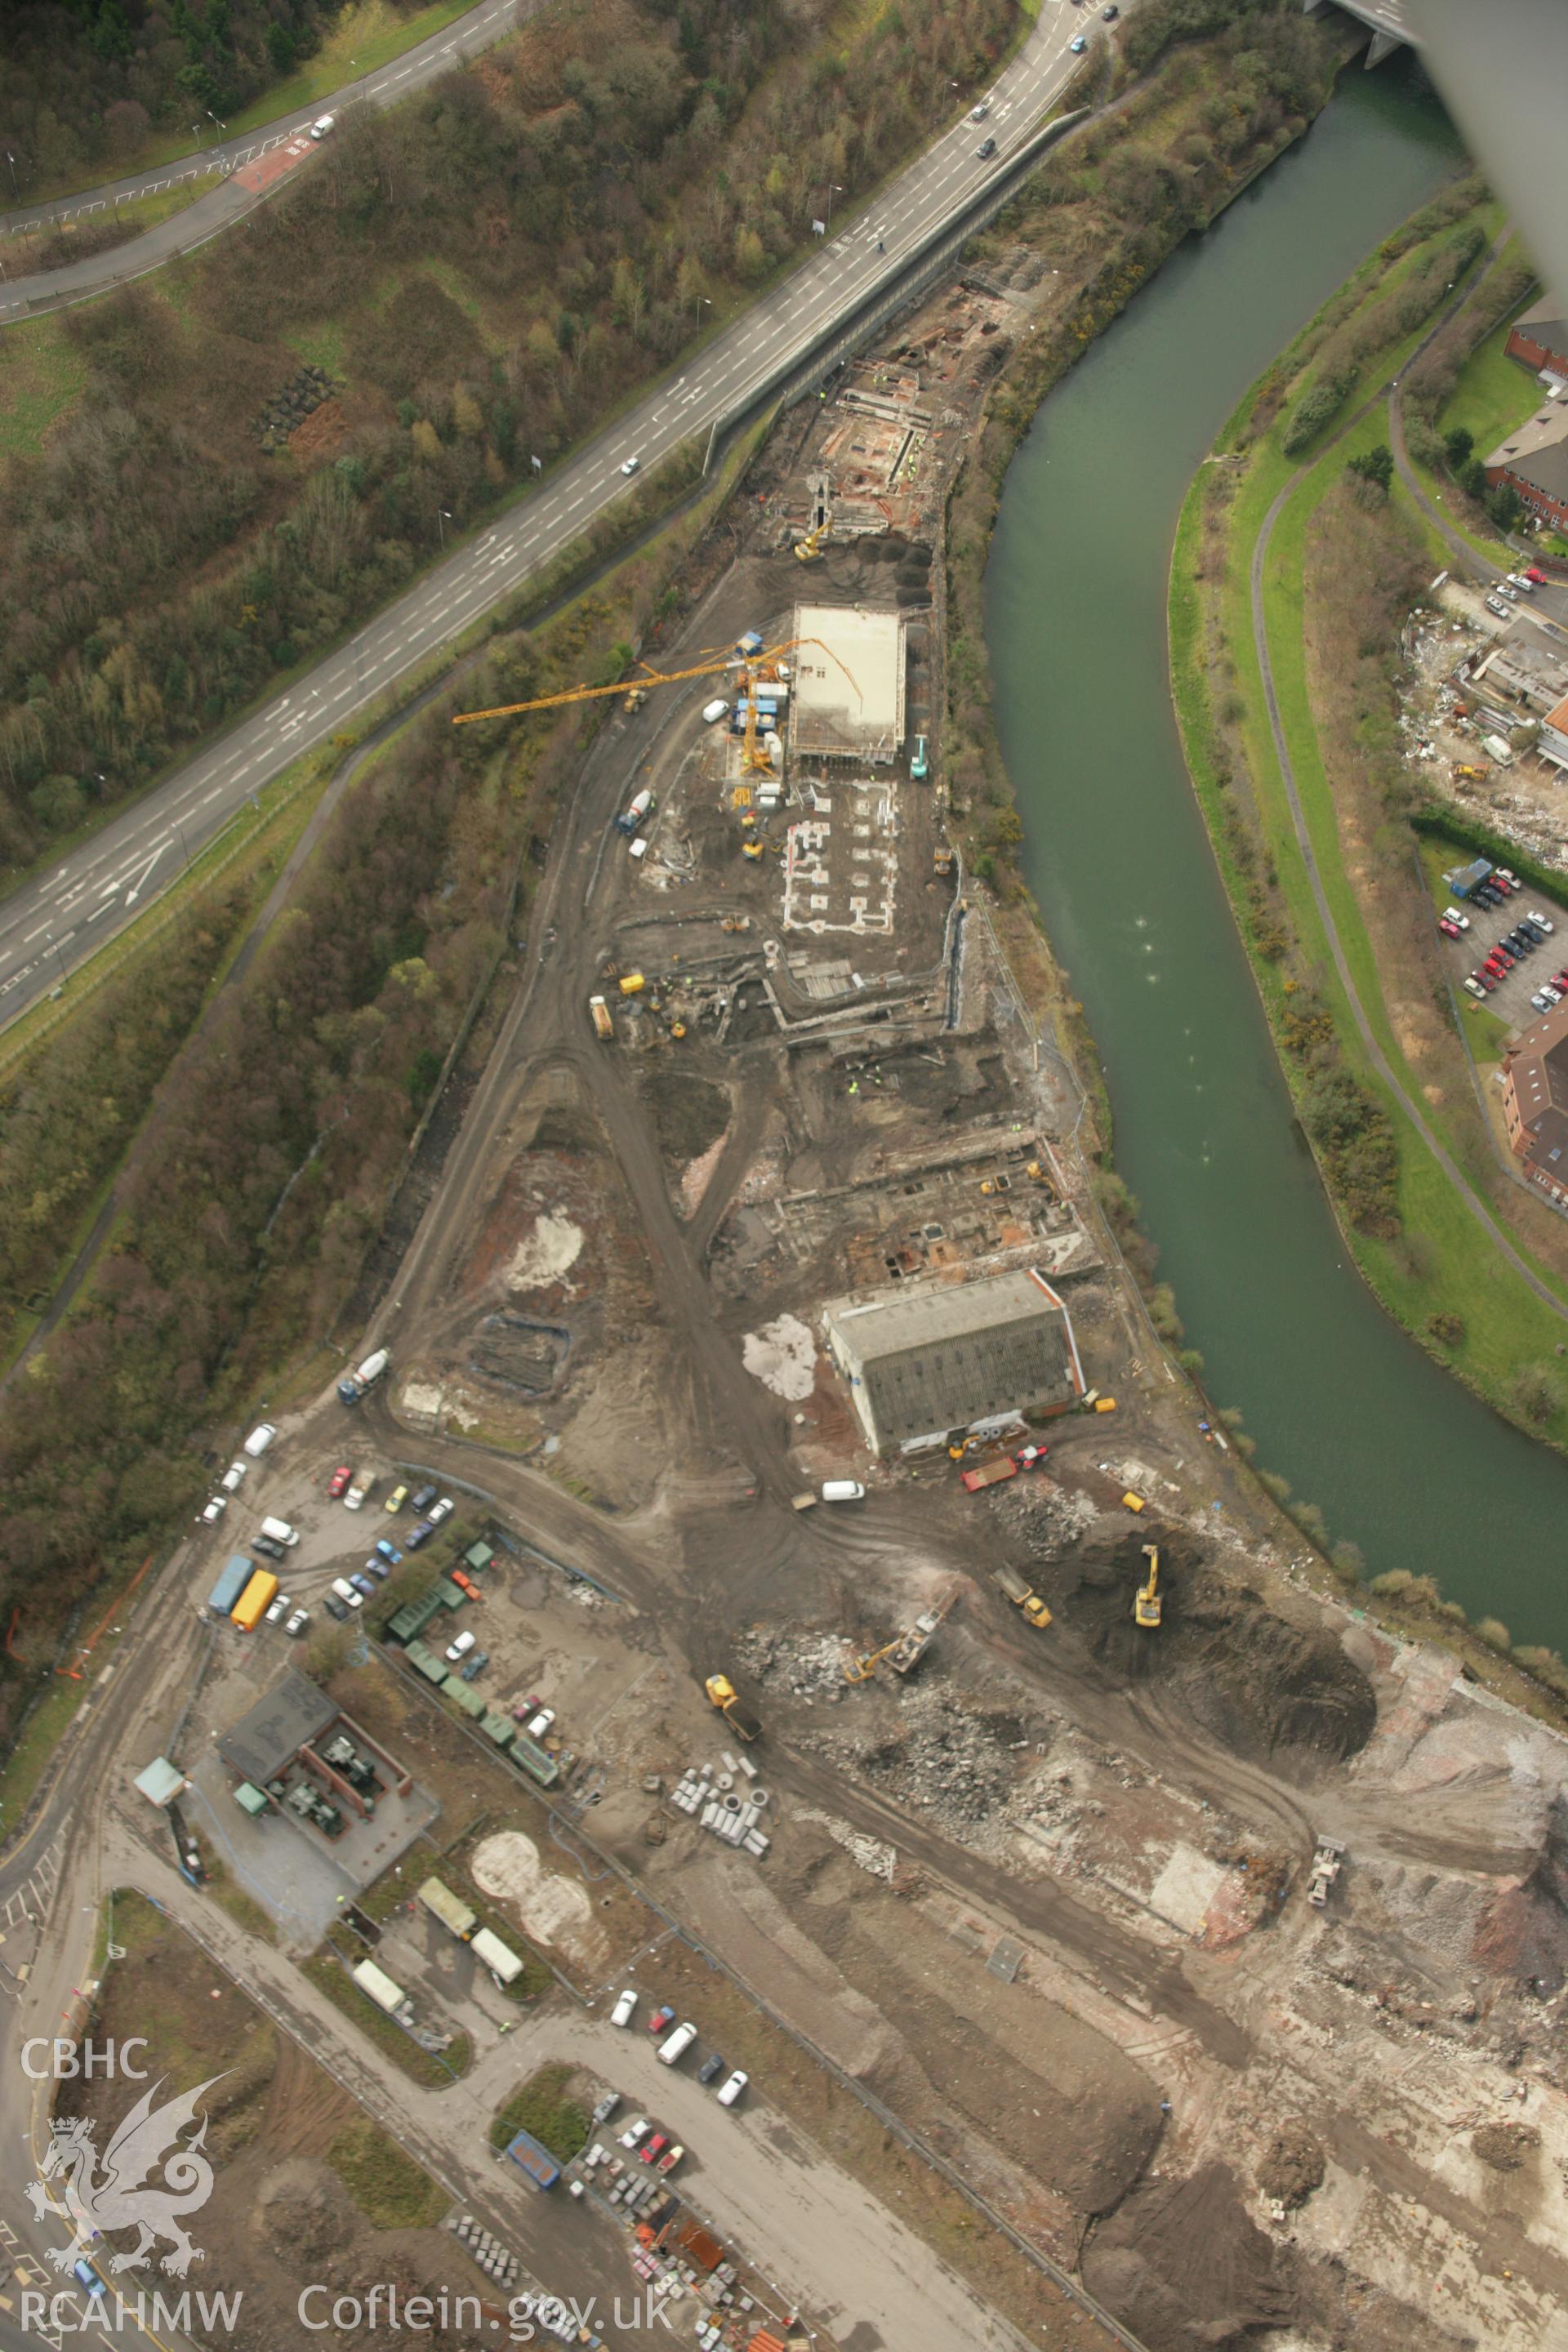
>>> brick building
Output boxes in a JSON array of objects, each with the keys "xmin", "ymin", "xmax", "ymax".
[
  {"xmin": 1485, "ymin": 399, "xmax": 1568, "ymax": 532},
  {"xmin": 1506, "ymin": 296, "xmax": 1568, "ymax": 384},
  {"xmin": 1502, "ymin": 1000, "xmax": 1568, "ymax": 1208}
]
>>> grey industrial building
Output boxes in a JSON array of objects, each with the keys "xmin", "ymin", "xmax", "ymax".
[{"xmin": 822, "ymin": 1267, "xmax": 1085, "ymax": 1454}]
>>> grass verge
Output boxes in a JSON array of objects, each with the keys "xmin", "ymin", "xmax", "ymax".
[
  {"xmin": 303, "ymin": 1949, "xmax": 471, "ymax": 2087},
  {"xmin": 327, "ymin": 2116, "xmax": 450, "ymax": 2228},
  {"xmin": 488, "ymin": 2063, "xmax": 590, "ymax": 2162}
]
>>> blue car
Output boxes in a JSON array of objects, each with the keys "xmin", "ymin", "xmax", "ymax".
[
  {"xmin": 350, "ymin": 1571, "xmax": 377, "ymax": 1597},
  {"xmin": 74, "ymin": 2261, "xmax": 107, "ymax": 2299},
  {"xmin": 407, "ymin": 1518, "xmax": 434, "ymax": 1550},
  {"xmin": 375, "ymin": 1539, "xmax": 402, "ymax": 1566}
]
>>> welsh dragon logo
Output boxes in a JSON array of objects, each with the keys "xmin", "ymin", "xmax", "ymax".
[{"xmin": 26, "ymin": 2076, "xmax": 224, "ymax": 2278}]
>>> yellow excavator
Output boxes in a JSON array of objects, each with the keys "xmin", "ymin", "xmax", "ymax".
[
  {"xmin": 794, "ymin": 524, "xmax": 826, "ymax": 562},
  {"xmin": 1134, "ymin": 1544, "xmax": 1162, "ymax": 1630},
  {"xmin": 844, "ymin": 1592, "xmax": 955, "ymax": 1684}
]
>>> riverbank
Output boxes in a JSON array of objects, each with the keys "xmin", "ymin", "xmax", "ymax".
[{"xmin": 1168, "ymin": 193, "xmax": 1568, "ymax": 1468}]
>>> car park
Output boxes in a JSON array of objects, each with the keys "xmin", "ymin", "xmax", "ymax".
[
  {"xmin": 445, "ymin": 1628, "xmax": 476, "ymax": 1664},
  {"xmin": 328, "ymin": 1465, "xmax": 353, "ymax": 1498},
  {"xmin": 716, "ymin": 2069, "xmax": 749, "ymax": 2107},
  {"xmin": 385, "ymin": 1484, "xmax": 409, "ymax": 1514},
  {"xmin": 220, "ymin": 1459, "xmax": 247, "ymax": 1493},
  {"xmin": 345, "ymin": 1475, "xmax": 372, "ymax": 1511},
  {"xmin": 976, "ymin": 136, "xmax": 997, "ymax": 159},
  {"xmin": 350, "ymin": 1571, "xmax": 377, "ymax": 1597},
  {"xmin": 411, "ymin": 1483, "xmax": 439, "ymax": 1511},
  {"xmin": 648, "ymin": 2004, "xmax": 676, "ymax": 2035},
  {"xmin": 331, "ymin": 1577, "xmax": 363, "ymax": 1610},
  {"xmin": 460, "ymin": 1649, "xmax": 489, "ymax": 1682},
  {"xmin": 407, "ymin": 1518, "xmax": 434, "ymax": 1549},
  {"xmin": 324, "ymin": 1594, "xmax": 350, "ymax": 1621},
  {"xmin": 285, "ymin": 1607, "xmax": 310, "ymax": 1637},
  {"xmin": 611, "ymin": 1989, "xmax": 638, "ymax": 2027},
  {"xmin": 198, "ymin": 1495, "xmax": 227, "ymax": 1524},
  {"xmin": 252, "ymin": 1532, "xmax": 286, "ymax": 1561},
  {"xmin": 429, "ymin": 1495, "xmax": 454, "ymax": 1526},
  {"xmin": 376, "ymin": 1539, "xmax": 402, "ymax": 1566},
  {"xmin": 265, "ymin": 1592, "xmax": 291, "ymax": 1625},
  {"xmin": 619, "ymin": 2118, "xmax": 651, "ymax": 2149}
]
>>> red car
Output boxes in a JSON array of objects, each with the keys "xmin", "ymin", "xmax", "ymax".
[
  {"xmin": 647, "ymin": 2004, "xmax": 675, "ymax": 2035},
  {"xmin": 1471, "ymin": 969, "xmax": 1497, "ymax": 991},
  {"xmin": 327, "ymin": 1464, "xmax": 353, "ymax": 1498},
  {"xmin": 1526, "ymin": 568, "xmax": 1548, "ymax": 585},
  {"xmin": 639, "ymin": 2132, "xmax": 670, "ymax": 2166},
  {"xmin": 1437, "ymin": 915, "xmax": 1462, "ymax": 940}
]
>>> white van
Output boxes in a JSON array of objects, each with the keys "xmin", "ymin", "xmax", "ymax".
[
  {"xmin": 243, "ymin": 1423, "xmax": 277, "ymax": 1457},
  {"xmin": 261, "ymin": 1516, "xmax": 301, "ymax": 1548},
  {"xmin": 820, "ymin": 1480, "xmax": 866, "ymax": 1503},
  {"xmin": 702, "ymin": 698, "xmax": 729, "ymax": 724},
  {"xmin": 657, "ymin": 2020, "xmax": 697, "ymax": 2067},
  {"xmin": 628, "ymin": 836, "xmax": 648, "ymax": 861},
  {"xmin": 330, "ymin": 1577, "xmax": 363, "ymax": 1610}
]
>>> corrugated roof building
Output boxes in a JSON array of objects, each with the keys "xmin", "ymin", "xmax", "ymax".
[{"xmin": 822, "ymin": 1268, "xmax": 1085, "ymax": 1454}]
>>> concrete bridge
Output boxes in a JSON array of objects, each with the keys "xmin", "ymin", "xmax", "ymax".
[{"xmin": 1306, "ymin": 0, "xmax": 1419, "ymax": 68}]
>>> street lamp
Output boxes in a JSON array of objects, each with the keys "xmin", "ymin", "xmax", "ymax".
[
  {"xmin": 5, "ymin": 152, "xmax": 18, "ymax": 203},
  {"xmin": 173, "ymin": 818, "xmax": 191, "ymax": 871},
  {"xmin": 207, "ymin": 111, "xmax": 227, "ymax": 141},
  {"xmin": 193, "ymin": 122, "xmax": 203, "ymax": 149},
  {"xmin": 438, "ymin": 506, "xmax": 452, "ymax": 551},
  {"xmin": 695, "ymin": 293, "xmax": 711, "ymax": 332},
  {"xmin": 824, "ymin": 182, "xmax": 844, "ymax": 231}
]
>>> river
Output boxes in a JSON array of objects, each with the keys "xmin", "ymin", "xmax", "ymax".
[{"xmin": 985, "ymin": 57, "xmax": 1568, "ymax": 1648}]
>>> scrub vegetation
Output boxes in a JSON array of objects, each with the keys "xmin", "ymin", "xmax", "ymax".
[
  {"xmin": 1169, "ymin": 189, "xmax": 1568, "ymax": 1458},
  {"xmin": 0, "ymin": 0, "xmax": 1017, "ymax": 870}
]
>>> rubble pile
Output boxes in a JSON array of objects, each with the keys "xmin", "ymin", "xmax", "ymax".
[
  {"xmin": 736, "ymin": 1625, "xmax": 851, "ymax": 1703},
  {"xmin": 812, "ymin": 1683, "xmax": 1049, "ymax": 1842}
]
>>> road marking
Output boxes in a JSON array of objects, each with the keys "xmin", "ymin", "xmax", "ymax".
[{"xmin": 23, "ymin": 921, "xmax": 50, "ymax": 944}]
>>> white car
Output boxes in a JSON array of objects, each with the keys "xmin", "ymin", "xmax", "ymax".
[
  {"xmin": 610, "ymin": 1989, "xmax": 638, "ymax": 2027},
  {"xmin": 220, "ymin": 1459, "xmax": 247, "ymax": 1493},
  {"xmin": 1462, "ymin": 977, "xmax": 1486, "ymax": 1000},
  {"xmin": 198, "ymin": 1495, "xmax": 227, "ymax": 1525},
  {"xmin": 1508, "ymin": 573, "xmax": 1535, "ymax": 592},
  {"xmin": 446, "ymin": 1628, "xmax": 476, "ymax": 1664},
  {"xmin": 429, "ymin": 1496, "xmax": 454, "ymax": 1526},
  {"xmin": 525, "ymin": 1707, "xmax": 555, "ymax": 1741},
  {"xmin": 345, "ymin": 1477, "xmax": 372, "ymax": 1511},
  {"xmin": 285, "ymin": 1607, "xmax": 310, "ymax": 1637},
  {"xmin": 310, "ymin": 114, "xmax": 336, "ymax": 140},
  {"xmin": 715, "ymin": 2069, "xmax": 749, "ymax": 2107},
  {"xmin": 330, "ymin": 1577, "xmax": 364, "ymax": 1610},
  {"xmin": 620, "ymin": 457, "xmax": 640, "ymax": 476},
  {"xmin": 1443, "ymin": 905, "xmax": 1470, "ymax": 930},
  {"xmin": 265, "ymin": 1592, "xmax": 291, "ymax": 1625},
  {"xmin": 243, "ymin": 1423, "xmax": 277, "ymax": 1457},
  {"xmin": 619, "ymin": 2118, "xmax": 651, "ymax": 2149},
  {"xmin": 1528, "ymin": 911, "xmax": 1556, "ymax": 934},
  {"xmin": 702, "ymin": 698, "xmax": 729, "ymax": 725},
  {"xmin": 969, "ymin": 99, "xmax": 990, "ymax": 121}
]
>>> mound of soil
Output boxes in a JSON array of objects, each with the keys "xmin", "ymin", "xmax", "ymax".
[
  {"xmin": 639, "ymin": 1067, "xmax": 730, "ymax": 1166},
  {"xmin": 1472, "ymin": 2120, "xmax": 1541, "ymax": 2172},
  {"xmin": 1049, "ymin": 1536, "xmax": 1374, "ymax": 1771},
  {"xmin": 1083, "ymin": 2163, "xmax": 1295, "ymax": 2352},
  {"xmin": 1256, "ymin": 2123, "xmax": 1325, "ymax": 2207}
]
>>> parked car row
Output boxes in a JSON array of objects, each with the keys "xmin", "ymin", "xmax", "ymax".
[
  {"xmin": 608, "ymin": 1989, "xmax": 748, "ymax": 2103},
  {"xmin": 1458, "ymin": 895, "xmax": 1558, "ymax": 1000},
  {"xmin": 263, "ymin": 1591, "xmax": 310, "ymax": 1638}
]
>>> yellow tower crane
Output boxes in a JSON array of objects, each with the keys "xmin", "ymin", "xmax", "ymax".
[{"xmin": 1134, "ymin": 1544, "xmax": 1162, "ymax": 1630}]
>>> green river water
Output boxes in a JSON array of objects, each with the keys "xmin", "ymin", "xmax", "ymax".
[{"xmin": 985, "ymin": 60, "xmax": 1568, "ymax": 1648}]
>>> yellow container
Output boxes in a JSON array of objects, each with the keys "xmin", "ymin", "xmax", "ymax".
[
  {"xmin": 618, "ymin": 972, "xmax": 646, "ymax": 996},
  {"xmin": 1121, "ymin": 1491, "xmax": 1147, "ymax": 1514}
]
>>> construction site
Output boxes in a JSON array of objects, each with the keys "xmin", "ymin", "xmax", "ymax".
[{"xmin": 69, "ymin": 247, "xmax": 1568, "ymax": 2352}]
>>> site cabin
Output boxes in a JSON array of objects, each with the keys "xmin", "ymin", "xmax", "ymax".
[
  {"xmin": 961, "ymin": 1456, "xmax": 1018, "ymax": 1493},
  {"xmin": 417, "ymin": 1875, "xmax": 476, "ymax": 1940},
  {"xmin": 351, "ymin": 1958, "xmax": 406, "ymax": 2016},
  {"xmin": 207, "ymin": 1554, "xmax": 255, "ymax": 1615},
  {"xmin": 230, "ymin": 1569, "xmax": 279, "ymax": 1631},
  {"xmin": 505, "ymin": 2128, "xmax": 561, "ymax": 2192},
  {"xmin": 470, "ymin": 1926, "xmax": 524, "ymax": 1985}
]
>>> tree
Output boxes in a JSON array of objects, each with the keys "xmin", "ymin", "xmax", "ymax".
[
  {"xmin": 1346, "ymin": 444, "xmax": 1392, "ymax": 493},
  {"xmin": 1442, "ymin": 424, "xmax": 1472, "ymax": 468},
  {"xmin": 265, "ymin": 21, "xmax": 296, "ymax": 73}
]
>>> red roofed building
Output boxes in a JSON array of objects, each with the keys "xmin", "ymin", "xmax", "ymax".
[{"xmin": 1502, "ymin": 1000, "xmax": 1568, "ymax": 1207}]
